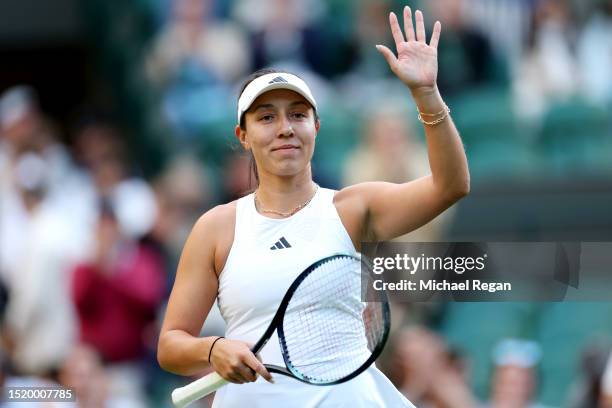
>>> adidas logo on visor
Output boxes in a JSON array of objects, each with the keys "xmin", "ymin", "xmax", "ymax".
[{"xmin": 268, "ymin": 76, "xmax": 288, "ymax": 84}]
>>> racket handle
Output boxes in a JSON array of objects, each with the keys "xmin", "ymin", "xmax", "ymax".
[{"xmin": 171, "ymin": 372, "xmax": 228, "ymax": 408}]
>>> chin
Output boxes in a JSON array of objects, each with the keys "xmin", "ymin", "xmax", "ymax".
[
  {"xmin": 276, "ymin": 168, "xmax": 302, "ymax": 177},
  {"xmin": 273, "ymin": 163, "xmax": 308, "ymax": 177}
]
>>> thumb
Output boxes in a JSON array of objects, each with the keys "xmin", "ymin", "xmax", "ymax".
[{"xmin": 375, "ymin": 45, "xmax": 397, "ymax": 72}]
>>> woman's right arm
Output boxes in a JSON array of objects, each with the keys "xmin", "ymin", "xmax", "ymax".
[
  {"xmin": 157, "ymin": 205, "xmax": 272, "ymax": 383},
  {"xmin": 157, "ymin": 208, "xmax": 223, "ymax": 375}
]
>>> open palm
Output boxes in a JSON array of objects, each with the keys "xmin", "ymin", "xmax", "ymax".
[{"xmin": 377, "ymin": 7, "xmax": 441, "ymax": 91}]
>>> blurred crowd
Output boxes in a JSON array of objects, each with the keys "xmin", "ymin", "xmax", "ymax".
[
  {"xmin": 1, "ymin": 0, "xmax": 612, "ymax": 406},
  {"xmin": 142, "ymin": 0, "xmax": 612, "ymax": 139}
]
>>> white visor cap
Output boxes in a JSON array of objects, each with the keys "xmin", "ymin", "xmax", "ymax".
[{"xmin": 237, "ymin": 72, "xmax": 317, "ymax": 124}]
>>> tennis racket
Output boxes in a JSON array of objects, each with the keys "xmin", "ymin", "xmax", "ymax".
[{"xmin": 171, "ymin": 254, "xmax": 390, "ymax": 408}]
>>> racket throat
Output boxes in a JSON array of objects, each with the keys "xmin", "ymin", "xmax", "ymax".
[{"xmin": 251, "ymin": 335, "xmax": 272, "ymax": 353}]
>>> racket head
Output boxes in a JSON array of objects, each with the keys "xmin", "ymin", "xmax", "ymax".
[{"xmin": 275, "ymin": 254, "xmax": 390, "ymax": 385}]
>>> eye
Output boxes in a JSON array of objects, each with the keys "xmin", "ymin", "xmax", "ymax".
[
  {"xmin": 291, "ymin": 112, "xmax": 307, "ymax": 119},
  {"xmin": 259, "ymin": 114, "xmax": 274, "ymax": 122}
]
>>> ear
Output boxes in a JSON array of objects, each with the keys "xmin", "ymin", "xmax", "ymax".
[
  {"xmin": 314, "ymin": 119, "xmax": 320, "ymax": 138},
  {"xmin": 235, "ymin": 125, "xmax": 250, "ymax": 150}
]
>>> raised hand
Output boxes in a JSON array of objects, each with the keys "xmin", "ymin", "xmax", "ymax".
[{"xmin": 376, "ymin": 6, "xmax": 441, "ymax": 92}]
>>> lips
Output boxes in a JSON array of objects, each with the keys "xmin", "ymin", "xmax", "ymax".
[{"xmin": 272, "ymin": 145, "xmax": 299, "ymax": 151}]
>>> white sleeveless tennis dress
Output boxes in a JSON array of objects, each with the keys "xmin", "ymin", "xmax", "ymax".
[{"xmin": 213, "ymin": 187, "xmax": 414, "ymax": 407}]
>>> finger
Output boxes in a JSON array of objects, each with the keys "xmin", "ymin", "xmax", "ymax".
[
  {"xmin": 245, "ymin": 353, "xmax": 274, "ymax": 383},
  {"xmin": 389, "ymin": 12, "xmax": 405, "ymax": 49},
  {"xmin": 225, "ymin": 372, "xmax": 245, "ymax": 384},
  {"xmin": 415, "ymin": 10, "xmax": 426, "ymax": 43},
  {"xmin": 403, "ymin": 6, "xmax": 415, "ymax": 42},
  {"xmin": 430, "ymin": 21, "xmax": 442, "ymax": 49},
  {"xmin": 236, "ymin": 365, "xmax": 257, "ymax": 383},
  {"xmin": 375, "ymin": 45, "xmax": 398, "ymax": 72}
]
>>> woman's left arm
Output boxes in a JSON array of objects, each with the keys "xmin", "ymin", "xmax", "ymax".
[{"xmin": 340, "ymin": 6, "xmax": 469, "ymax": 241}]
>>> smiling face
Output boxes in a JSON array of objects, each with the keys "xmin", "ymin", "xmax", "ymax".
[{"xmin": 235, "ymin": 89, "xmax": 320, "ymax": 180}]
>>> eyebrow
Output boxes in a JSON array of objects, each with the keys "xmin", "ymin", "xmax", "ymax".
[
  {"xmin": 251, "ymin": 101, "xmax": 310, "ymax": 113},
  {"xmin": 251, "ymin": 103, "xmax": 274, "ymax": 113}
]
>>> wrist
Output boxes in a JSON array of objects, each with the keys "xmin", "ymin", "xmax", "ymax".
[
  {"xmin": 208, "ymin": 336, "xmax": 224, "ymax": 364},
  {"xmin": 409, "ymin": 84, "xmax": 440, "ymax": 103},
  {"xmin": 410, "ymin": 85, "xmax": 444, "ymax": 115},
  {"xmin": 409, "ymin": 84, "xmax": 438, "ymax": 99}
]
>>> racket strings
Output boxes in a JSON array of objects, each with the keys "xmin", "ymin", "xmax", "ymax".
[{"xmin": 281, "ymin": 256, "xmax": 386, "ymax": 383}]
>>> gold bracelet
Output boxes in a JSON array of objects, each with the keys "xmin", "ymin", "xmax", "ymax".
[
  {"xmin": 418, "ymin": 104, "xmax": 451, "ymax": 126},
  {"xmin": 418, "ymin": 104, "xmax": 449, "ymax": 117}
]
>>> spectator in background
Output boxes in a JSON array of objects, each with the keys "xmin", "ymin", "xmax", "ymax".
[
  {"xmin": 0, "ymin": 86, "xmax": 77, "ymax": 193},
  {"xmin": 0, "ymin": 230, "xmax": 73, "ymax": 408},
  {"xmin": 390, "ymin": 326, "xmax": 478, "ymax": 408},
  {"xmin": 231, "ymin": 0, "xmax": 333, "ymax": 106},
  {"xmin": 338, "ymin": 0, "xmax": 406, "ymax": 106},
  {"xmin": 58, "ymin": 343, "xmax": 154, "ymax": 408},
  {"xmin": 342, "ymin": 103, "xmax": 453, "ymax": 242},
  {"xmin": 1, "ymin": 153, "xmax": 80, "ymax": 378},
  {"xmin": 71, "ymin": 200, "xmax": 165, "ymax": 407},
  {"xmin": 70, "ymin": 113, "xmax": 161, "ymax": 407},
  {"xmin": 426, "ymin": 0, "xmax": 499, "ymax": 96},
  {"xmin": 0, "ymin": 86, "xmax": 90, "ymax": 279},
  {"xmin": 0, "ymin": 86, "xmax": 88, "ymax": 377},
  {"xmin": 145, "ymin": 0, "xmax": 251, "ymax": 138},
  {"xmin": 343, "ymin": 0, "xmax": 395, "ymax": 81},
  {"xmin": 73, "ymin": 114, "xmax": 158, "ymax": 242},
  {"xmin": 512, "ymin": 0, "xmax": 578, "ymax": 122},
  {"xmin": 461, "ymin": 0, "xmax": 534, "ymax": 66},
  {"xmin": 150, "ymin": 153, "xmax": 214, "ymax": 270},
  {"xmin": 58, "ymin": 344, "xmax": 110, "ymax": 408},
  {"xmin": 232, "ymin": 0, "xmax": 324, "ymax": 72},
  {"xmin": 342, "ymin": 104, "xmax": 428, "ymax": 185},
  {"xmin": 485, "ymin": 339, "xmax": 550, "ymax": 408},
  {"xmin": 577, "ymin": 0, "xmax": 612, "ymax": 107},
  {"xmin": 567, "ymin": 341, "xmax": 612, "ymax": 408}
]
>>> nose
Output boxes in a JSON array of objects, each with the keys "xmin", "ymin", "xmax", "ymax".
[{"xmin": 277, "ymin": 115, "xmax": 294, "ymax": 138}]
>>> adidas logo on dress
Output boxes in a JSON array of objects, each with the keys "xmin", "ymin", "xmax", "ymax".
[{"xmin": 270, "ymin": 237, "xmax": 292, "ymax": 250}]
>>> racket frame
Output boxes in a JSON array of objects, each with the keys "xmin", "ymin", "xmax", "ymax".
[{"xmin": 264, "ymin": 254, "xmax": 391, "ymax": 385}]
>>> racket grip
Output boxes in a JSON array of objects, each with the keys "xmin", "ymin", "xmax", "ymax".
[{"xmin": 171, "ymin": 372, "xmax": 228, "ymax": 408}]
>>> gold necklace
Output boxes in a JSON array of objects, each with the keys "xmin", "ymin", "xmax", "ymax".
[{"xmin": 254, "ymin": 184, "xmax": 319, "ymax": 217}]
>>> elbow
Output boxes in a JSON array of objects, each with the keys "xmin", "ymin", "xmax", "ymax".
[
  {"xmin": 452, "ymin": 168, "xmax": 471, "ymax": 200},
  {"xmin": 157, "ymin": 342, "xmax": 171, "ymax": 372},
  {"xmin": 157, "ymin": 332, "xmax": 202, "ymax": 376},
  {"xmin": 456, "ymin": 177, "xmax": 470, "ymax": 199},
  {"xmin": 157, "ymin": 335, "xmax": 178, "ymax": 374},
  {"xmin": 442, "ymin": 177, "xmax": 470, "ymax": 204},
  {"xmin": 433, "ymin": 165, "xmax": 470, "ymax": 204},
  {"xmin": 157, "ymin": 349, "xmax": 182, "ymax": 375}
]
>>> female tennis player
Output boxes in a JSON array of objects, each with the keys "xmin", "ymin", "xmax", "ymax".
[{"xmin": 158, "ymin": 6, "xmax": 469, "ymax": 407}]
